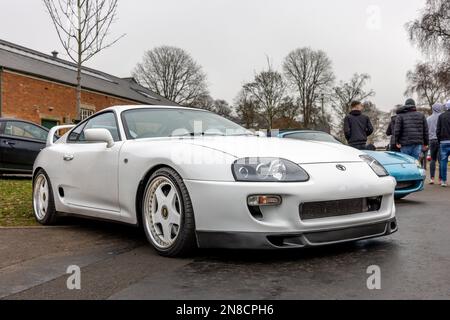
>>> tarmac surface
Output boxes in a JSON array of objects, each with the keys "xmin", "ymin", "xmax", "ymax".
[{"xmin": 1, "ymin": 183, "xmax": 449, "ymax": 300}]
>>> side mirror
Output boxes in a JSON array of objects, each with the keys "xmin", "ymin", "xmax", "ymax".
[{"xmin": 84, "ymin": 128, "xmax": 115, "ymax": 148}]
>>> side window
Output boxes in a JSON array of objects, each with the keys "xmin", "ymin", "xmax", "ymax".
[
  {"xmin": 82, "ymin": 112, "xmax": 120, "ymax": 142},
  {"xmin": 68, "ymin": 122, "xmax": 87, "ymax": 142},
  {"xmin": 4, "ymin": 121, "xmax": 48, "ymax": 141}
]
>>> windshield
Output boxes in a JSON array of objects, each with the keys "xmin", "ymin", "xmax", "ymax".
[
  {"xmin": 284, "ymin": 131, "xmax": 340, "ymax": 144},
  {"xmin": 122, "ymin": 108, "xmax": 251, "ymax": 139}
]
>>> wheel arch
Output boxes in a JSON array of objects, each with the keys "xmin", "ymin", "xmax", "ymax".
[
  {"xmin": 135, "ymin": 163, "xmax": 181, "ymax": 228},
  {"xmin": 32, "ymin": 167, "xmax": 44, "ymax": 181}
]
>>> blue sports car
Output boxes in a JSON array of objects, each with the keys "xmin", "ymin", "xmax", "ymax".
[{"xmin": 279, "ymin": 130, "xmax": 426, "ymax": 199}]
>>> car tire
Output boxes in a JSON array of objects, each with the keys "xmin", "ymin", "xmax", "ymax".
[
  {"xmin": 32, "ymin": 169, "xmax": 58, "ymax": 225},
  {"xmin": 141, "ymin": 167, "xmax": 197, "ymax": 257}
]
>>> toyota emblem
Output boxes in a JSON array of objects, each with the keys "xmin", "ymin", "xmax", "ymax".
[{"xmin": 336, "ymin": 164, "xmax": 346, "ymax": 171}]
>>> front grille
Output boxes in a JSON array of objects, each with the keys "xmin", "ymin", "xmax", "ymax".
[
  {"xmin": 304, "ymin": 222, "xmax": 388, "ymax": 244},
  {"xmin": 396, "ymin": 181, "xmax": 419, "ymax": 190},
  {"xmin": 299, "ymin": 197, "xmax": 382, "ymax": 221}
]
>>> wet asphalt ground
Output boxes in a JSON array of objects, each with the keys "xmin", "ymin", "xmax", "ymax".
[{"xmin": 0, "ymin": 183, "xmax": 449, "ymax": 300}]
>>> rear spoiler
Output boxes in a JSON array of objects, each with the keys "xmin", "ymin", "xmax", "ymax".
[{"xmin": 47, "ymin": 125, "xmax": 76, "ymax": 147}]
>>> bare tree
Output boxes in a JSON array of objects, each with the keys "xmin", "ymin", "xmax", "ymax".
[
  {"xmin": 133, "ymin": 46, "xmax": 208, "ymax": 106},
  {"xmin": 407, "ymin": 0, "xmax": 450, "ymax": 59},
  {"xmin": 364, "ymin": 101, "xmax": 390, "ymax": 146},
  {"xmin": 282, "ymin": 47, "xmax": 335, "ymax": 128},
  {"xmin": 190, "ymin": 94, "xmax": 232, "ymax": 118},
  {"xmin": 279, "ymin": 96, "xmax": 300, "ymax": 125},
  {"xmin": 407, "ymin": 0, "xmax": 450, "ymax": 94},
  {"xmin": 331, "ymin": 73, "xmax": 375, "ymax": 140},
  {"xmin": 437, "ymin": 62, "xmax": 450, "ymax": 92},
  {"xmin": 271, "ymin": 96, "xmax": 303, "ymax": 130},
  {"xmin": 43, "ymin": 0, "xmax": 124, "ymax": 121},
  {"xmin": 405, "ymin": 62, "xmax": 449, "ymax": 110},
  {"xmin": 213, "ymin": 99, "xmax": 232, "ymax": 118},
  {"xmin": 242, "ymin": 64, "xmax": 287, "ymax": 129},
  {"xmin": 191, "ymin": 93, "xmax": 215, "ymax": 112},
  {"xmin": 332, "ymin": 74, "xmax": 375, "ymax": 117},
  {"xmin": 235, "ymin": 90, "xmax": 261, "ymax": 129}
]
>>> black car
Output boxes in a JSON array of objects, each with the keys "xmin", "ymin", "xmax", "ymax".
[{"xmin": 0, "ymin": 118, "xmax": 50, "ymax": 174}]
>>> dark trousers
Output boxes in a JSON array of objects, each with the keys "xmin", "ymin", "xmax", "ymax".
[
  {"xmin": 389, "ymin": 144, "xmax": 400, "ymax": 152},
  {"xmin": 440, "ymin": 143, "xmax": 450, "ymax": 182},
  {"xmin": 429, "ymin": 140, "xmax": 440, "ymax": 180},
  {"xmin": 349, "ymin": 143, "xmax": 367, "ymax": 150}
]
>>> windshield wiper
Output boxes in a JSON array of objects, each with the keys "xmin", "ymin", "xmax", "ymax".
[
  {"xmin": 173, "ymin": 131, "xmax": 254, "ymax": 137},
  {"xmin": 173, "ymin": 132, "xmax": 226, "ymax": 137}
]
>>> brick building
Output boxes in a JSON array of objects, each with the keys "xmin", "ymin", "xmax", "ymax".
[{"xmin": 0, "ymin": 39, "xmax": 177, "ymax": 128}]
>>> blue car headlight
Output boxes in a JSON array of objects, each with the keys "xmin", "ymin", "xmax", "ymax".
[
  {"xmin": 360, "ymin": 155, "xmax": 389, "ymax": 177},
  {"xmin": 414, "ymin": 160, "xmax": 422, "ymax": 168},
  {"xmin": 232, "ymin": 157, "xmax": 310, "ymax": 182}
]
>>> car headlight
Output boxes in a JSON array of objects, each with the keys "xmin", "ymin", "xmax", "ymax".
[
  {"xmin": 415, "ymin": 160, "xmax": 422, "ymax": 168},
  {"xmin": 232, "ymin": 157, "xmax": 309, "ymax": 182},
  {"xmin": 360, "ymin": 155, "xmax": 389, "ymax": 177}
]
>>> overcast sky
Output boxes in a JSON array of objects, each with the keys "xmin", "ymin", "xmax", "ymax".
[{"xmin": 0, "ymin": 0, "xmax": 426, "ymax": 111}]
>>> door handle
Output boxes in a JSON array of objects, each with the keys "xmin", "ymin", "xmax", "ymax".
[
  {"xmin": 5, "ymin": 141, "xmax": 15, "ymax": 146},
  {"xmin": 63, "ymin": 154, "xmax": 74, "ymax": 161}
]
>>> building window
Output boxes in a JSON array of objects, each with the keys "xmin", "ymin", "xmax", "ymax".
[{"xmin": 80, "ymin": 108, "xmax": 95, "ymax": 120}]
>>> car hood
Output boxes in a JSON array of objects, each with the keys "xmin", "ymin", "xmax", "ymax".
[
  {"xmin": 183, "ymin": 136, "xmax": 364, "ymax": 164},
  {"xmin": 364, "ymin": 150, "xmax": 415, "ymax": 165}
]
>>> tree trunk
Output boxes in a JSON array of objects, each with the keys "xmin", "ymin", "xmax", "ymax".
[
  {"xmin": 76, "ymin": 0, "xmax": 82, "ymax": 122},
  {"xmin": 76, "ymin": 64, "xmax": 82, "ymax": 122}
]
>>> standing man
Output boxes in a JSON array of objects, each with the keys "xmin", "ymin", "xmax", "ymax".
[
  {"xmin": 394, "ymin": 98, "xmax": 429, "ymax": 160},
  {"xmin": 436, "ymin": 100, "xmax": 450, "ymax": 187},
  {"xmin": 386, "ymin": 105, "xmax": 403, "ymax": 152},
  {"xmin": 427, "ymin": 103, "xmax": 443, "ymax": 184},
  {"xmin": 344, "ymin": 101, "xmax": 374, "ymax": 150}
]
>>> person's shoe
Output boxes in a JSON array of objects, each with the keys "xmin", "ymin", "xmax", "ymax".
[
  {"xmin": 441, "ymin": 181, "xmax": 447, "ymax": 187},
  {"xmin": 429, "ymin": 178, "xmax": 435, "ymax": 185}
]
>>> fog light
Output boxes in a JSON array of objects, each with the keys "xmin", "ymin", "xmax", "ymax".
[{"xmin": 247, "ymin": 195, "xmax": 282, "ymax": 206}]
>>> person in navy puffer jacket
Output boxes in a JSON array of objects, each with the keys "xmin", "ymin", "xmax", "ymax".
[{"xmin": 394, "ymin": 98, "xmax": 429, "ymax": 160}]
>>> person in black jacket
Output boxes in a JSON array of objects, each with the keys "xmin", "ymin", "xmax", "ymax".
[
  {"xmin": 386, "ymin": 105, "xmax": 403, "ymax": 152},
  {"xmin": 344, "ymin": 101, "xmax": 374, "ymax": 150},
  {"xmin": 394, "ymin": 98, "xmax": 429, "ymax": 160},
  {"xmin": 436, "ymin": 100, "xmax": 450, "ymax": 187}
]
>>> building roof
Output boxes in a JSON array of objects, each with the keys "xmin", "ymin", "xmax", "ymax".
[{"xmin": 0, "ymin": 39, "xmax": 178, "ymax": 106}]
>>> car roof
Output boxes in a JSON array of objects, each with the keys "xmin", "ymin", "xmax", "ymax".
[
  {"xmin": 103, "ymin": 105, "xmax": 209, "ymax": 114},
  {"xmin": 0, "ymin": 118, "xmax": 49, "ymax": 131}
]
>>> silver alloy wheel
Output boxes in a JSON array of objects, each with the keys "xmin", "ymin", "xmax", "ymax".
[
  {"xmin": 33, "ymin": 174, "xmax": 49, "ymax": 220},
  {"xmin": 143, "ymin": 176, "xmax": 182, "ymax": 249}
]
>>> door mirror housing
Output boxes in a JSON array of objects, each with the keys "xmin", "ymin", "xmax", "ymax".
[{"xmin": 84, "ymin": 128, "xmax": 115, "ymax": 148}]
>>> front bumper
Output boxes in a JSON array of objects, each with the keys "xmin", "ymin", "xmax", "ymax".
[
  {"xmin": 385, "ymin": 163, "xmax": 426, "ymax": 196},
  {"xmin": 394, "ymin": 179, "xmax": 425, "ymax": 196},
  {"xmin": 185, "ymin": 162, "xmax": 397, "ymax": 249},
  {"xmin": 197, "ymin": 217, "xmax": 398, "ymax": 249}
]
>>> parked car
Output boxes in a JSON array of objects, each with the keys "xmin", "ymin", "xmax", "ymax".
[
  {"xmin": 33, "ymin": 106, "xmax": 397, "ymax": 257},
  {"xmin": 0, "ymin": 118, "xmax": 50, "ymax": 174},
  {"xmin": 279, "ymin": 130, "xmax": 426, "ymax": 199}
]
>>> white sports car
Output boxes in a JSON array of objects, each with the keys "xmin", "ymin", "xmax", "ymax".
[{"xmin": 33, "ymin": 105, "xmax": 397, "ymax": 256}]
